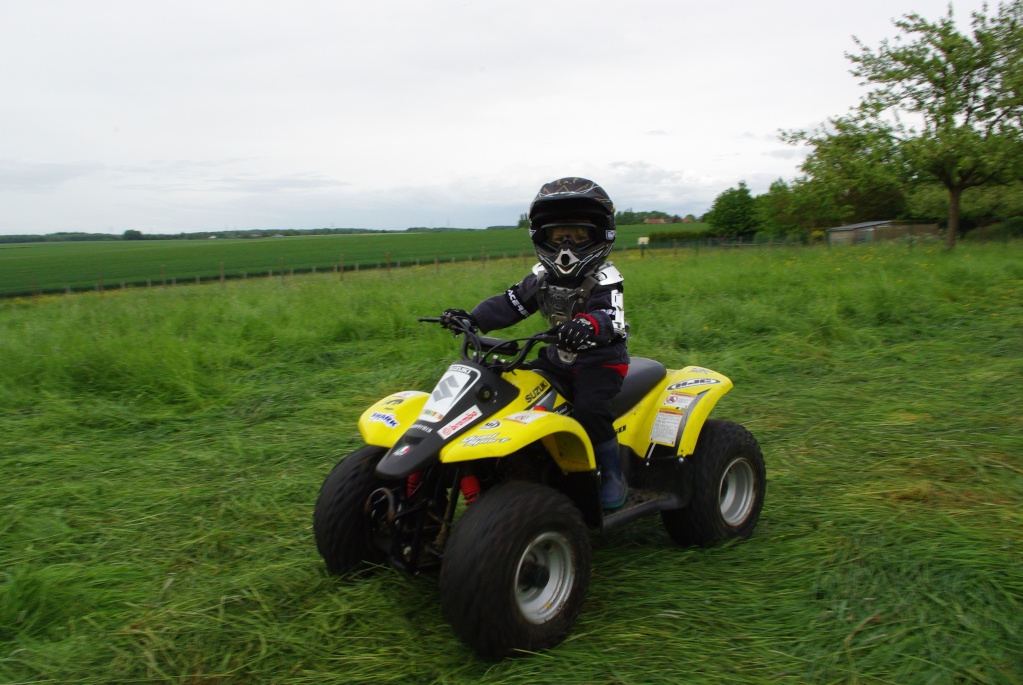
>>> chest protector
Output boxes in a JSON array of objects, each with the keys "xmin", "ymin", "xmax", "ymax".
[{"xmin": 531, "ymin": 262, "xmax": 627, "ymax": 336}]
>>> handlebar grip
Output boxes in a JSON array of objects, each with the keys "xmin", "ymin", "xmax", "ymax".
[{"xmin": 418, "ymin": 317, "xmax": 442, "ymax": 323}]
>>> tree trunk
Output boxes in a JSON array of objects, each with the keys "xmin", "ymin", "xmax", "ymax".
[{"xmin": 945, "ymin": 186, "xmax": 962, "ymax": 250}]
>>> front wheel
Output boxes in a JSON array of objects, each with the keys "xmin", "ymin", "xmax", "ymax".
[
  {"xmin": 661, "ymin": 419, "xmax": 765, "ymax": 547},
  {"xmin": 313, "ymin": 445, "xmax": 389, "ymax": 574},
  {"xmin": 439, "ymin": 482, "xmax": 591, "ymax": 659}
]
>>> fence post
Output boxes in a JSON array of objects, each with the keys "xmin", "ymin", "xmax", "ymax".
[
  {"xmin": 220, "ymin": 262, "xmax": 225, "ymax": 284},
  {"xmin": 339, "ymin": 254, "xmax": 345, "ymax": 281}
]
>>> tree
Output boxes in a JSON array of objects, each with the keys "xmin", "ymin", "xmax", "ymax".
[
  {"xmin": 706, "ymin": 181, "xmax": 760, "ymax": 238},
  {"xmin": 122, "ymin": 229, "xmax": 144, "ymax": 240},
  {"xmin": 789, "ymin": 1, "xmax": 1023, "ymax": 248},
  {"xmin": 782, "ymin": 117, "xmax": 910, "ymax": 226},
  {"xmin": 908, "ymin": 179, "xmax": 1023, "ymax": 231},
  {"xmin": 755, "ymin": 179, "xmax": 801, "ymax": 238}
]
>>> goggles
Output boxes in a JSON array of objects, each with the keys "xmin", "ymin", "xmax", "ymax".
[{"xmin": 542, "ymin": 222, "xmax": 597, "ymax": 249}]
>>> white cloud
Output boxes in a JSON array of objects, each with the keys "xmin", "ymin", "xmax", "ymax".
[{"xmin": 0, "ymin": 0, "xmax": 991, "ymax": 234}]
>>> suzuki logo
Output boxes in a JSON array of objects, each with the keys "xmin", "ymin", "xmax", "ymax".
[
  {"xmin": 525, "ymin": 381, "xmax": 550, "ymax": 403},
  {"xmin": 432, "ymin": 375, "xmax": 462, "ymax": 402}
]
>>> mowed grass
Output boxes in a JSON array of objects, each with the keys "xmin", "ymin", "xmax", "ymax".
[
  {"xmin": 0, "ymin": 224, "xmax": 686, "ymax": 297},
  {"xmin": 1, "ymin": 241, "xmax": 1020, "ymax": 684}
]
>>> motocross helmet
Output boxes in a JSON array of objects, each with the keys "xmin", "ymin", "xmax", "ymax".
[{"xmin": 528, "ymin": 177, "xmax": 616, "ymax": 282}]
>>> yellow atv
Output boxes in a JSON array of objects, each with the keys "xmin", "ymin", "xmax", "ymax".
[{"xmin": 314, "ymin": 317, "xmax": 765, "ymax": 658}]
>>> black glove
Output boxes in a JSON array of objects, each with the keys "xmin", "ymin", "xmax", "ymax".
[
  {"xmin": 558, "ymin": 316, "xmax": 598, "ymax": 352},
  {"xmin": 440, "ymin": 308, "xmax": 478, "ymax": 333}
]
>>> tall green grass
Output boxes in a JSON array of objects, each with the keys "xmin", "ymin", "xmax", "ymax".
[{"xmin": 1, "ymin": 241, "xmax": 1021, "ymax": 684}]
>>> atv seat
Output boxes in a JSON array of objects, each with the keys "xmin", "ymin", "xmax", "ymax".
[
  {"xmin": 531, "ymin": 357, "xmax": 667, "ymax": 417},
  {"xmin": 611, "ymin": 357, "xmax": 667, "ymax": 417}
]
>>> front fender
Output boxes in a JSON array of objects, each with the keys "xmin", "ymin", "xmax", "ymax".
[
  {"xmin": 358, "ymin": 391, "xmax": 429, "ymax": 448},
  {"xmin": 440, "ymin": 410, "xmax": 594, "ymax": 473}
]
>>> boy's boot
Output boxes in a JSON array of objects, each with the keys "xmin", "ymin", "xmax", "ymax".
[{"xmin": 594, "ymin": 438, "xmax": 627, "ymax": 509}]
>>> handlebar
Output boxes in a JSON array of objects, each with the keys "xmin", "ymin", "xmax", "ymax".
[{"xmin": 419, "ymin": 317, "xmax": 557, "ymax": 372}]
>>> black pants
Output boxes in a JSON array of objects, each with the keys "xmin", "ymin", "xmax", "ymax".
[{"xmin": 531, "ymin": 356, "xmax": 624, "ymax": 445}]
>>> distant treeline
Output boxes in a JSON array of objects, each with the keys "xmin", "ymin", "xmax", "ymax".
[
  {"xmin": 0, "ymin": 225, "xmax": 524, "ymax": 245},
  {"xmin": 1, "ymin": 232, "xmax": 122, "ymax": 244},
  {"xmin": 614, "ymin": 210, "xmax": 691, "ymax": 225},
  {"xmin": 2, "ymin": 211, "xmax": 705, "ymax": 246}
]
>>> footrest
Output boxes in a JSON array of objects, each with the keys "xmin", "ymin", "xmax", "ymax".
[{"xmin": 601, "ymin": 489, "xmax": 682, "ymax": 532}]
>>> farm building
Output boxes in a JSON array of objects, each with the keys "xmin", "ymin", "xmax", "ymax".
[{"xmin": 826, "ymin": 220, "xmax": 941, "ymax": 245}]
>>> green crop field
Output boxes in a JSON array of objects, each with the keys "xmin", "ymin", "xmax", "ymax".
[
  {"xmin": 0, "ymin": 224, "xmax": 695, "ymax": 297},
  {"xmin": 2, "ymin": 241, "xmax": 1021, "ymax": 684}
]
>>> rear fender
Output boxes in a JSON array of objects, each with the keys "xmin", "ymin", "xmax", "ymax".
[
  {"xmin": 619, "ymin": 366, "xmax": 733, "ymax": 458},
  {"xmin": 358, "ymin": 391, "xmax": 429, "ymax": 448},
  {"xmin": 440, "ymin": 410, "xmax": 594, "ymax": 473}
]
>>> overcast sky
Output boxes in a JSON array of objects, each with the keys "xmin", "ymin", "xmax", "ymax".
[{"xmin": 0, "ymin": 0, "xmax": 991, "ymax": 236}]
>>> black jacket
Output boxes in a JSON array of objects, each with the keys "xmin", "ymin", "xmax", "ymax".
[{"xmin": 470, "ymin": 262, "xmax": 629, "ymax": 372}]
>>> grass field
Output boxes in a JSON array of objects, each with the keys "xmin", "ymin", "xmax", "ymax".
[
  {"xmin": 0, "ymin": 224, "xmax": 694, "ymax": 297},
  {"xmin": 1, "ymin": 241, "xmax": 1021, "ymax": 684}
]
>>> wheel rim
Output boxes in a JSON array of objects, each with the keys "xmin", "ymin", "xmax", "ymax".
[
  {"xmin": 719, "ymin": 458, "xmax": 756, "ymax": 526},
  {"xmin": 515, "ymin": 531, "xmax": 575, "ymax": 625}
]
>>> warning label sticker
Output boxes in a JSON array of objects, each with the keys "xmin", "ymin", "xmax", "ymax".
[
  {"xmin": 650, "ymin": 409, "xmax": 685, "ymax": 446},
  {"xmin": 663, "ymin": 392, "xmax": 695, "ymax": 409}
]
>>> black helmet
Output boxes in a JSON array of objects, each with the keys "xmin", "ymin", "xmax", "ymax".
[{"xmin": 527, "ymin": 177, "xmax": 616, "ymax": 281}]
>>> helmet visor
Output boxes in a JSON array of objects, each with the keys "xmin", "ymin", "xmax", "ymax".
[{"xmin": 542, "ymin": 222, "xmax": 598, "ymax": 249}]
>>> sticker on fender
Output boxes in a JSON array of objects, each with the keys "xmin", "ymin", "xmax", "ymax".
[
  {"xmin": 663, "ymin": 392, "xmax": 695, "ymax": 409},
  {"xmin": 370, "ymin": 412, "xmax": 399, "ymax": 428},
  {"xmin": 667, "ymin": 378, "xmax": 720, "ymax": 390},
  {"xmin": 460, "ymin": 434, "xmax": 511, "ymax": 447},
  {"xmin": 650, "ymin": 409, "xmax": 685, "ymax": 446},
  {"xmin": 438, "ymin": 405, "xmax": 482, "ymax": 439},
  {"xmin": 505, "ymin": 411, "xmax": 546, "ymax": 425}
]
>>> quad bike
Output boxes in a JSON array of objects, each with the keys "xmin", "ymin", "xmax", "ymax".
[{"xmin": 314, "ymin": 317, "xmax": 765, "ymax": 658}]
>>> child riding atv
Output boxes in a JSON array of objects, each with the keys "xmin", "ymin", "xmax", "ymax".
[{"xmin": 441, "ymin": 177, "xmax": 629, "ymax": 508}]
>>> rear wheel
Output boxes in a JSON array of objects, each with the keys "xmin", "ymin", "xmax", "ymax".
[
  {"xmin": 439, "ymin": 482, "xmax": 591, "ymax": 658},
  {"xmin": 313, "ymin": 445, "xmax": 390, "ymax": 574},
  {"xmin": 661, "ymin": 420, "xmax": 765, "ymax": 547}
]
